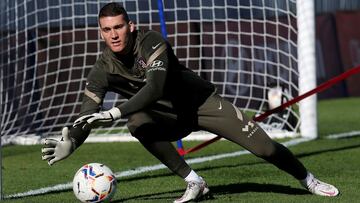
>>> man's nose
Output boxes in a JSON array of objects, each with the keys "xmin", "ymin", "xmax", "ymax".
[{"xmin": 110, "ymin": 29, "xmax": 118, "ymax": 38}]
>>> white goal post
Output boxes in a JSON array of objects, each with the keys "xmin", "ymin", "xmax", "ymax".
[
  {"xmin": 0, "ymin": 0, "xmax": 317, "ymax": 145},
  {"xmin": 297, "ymin": 0, "xmax": 317, "ymax": 139}
]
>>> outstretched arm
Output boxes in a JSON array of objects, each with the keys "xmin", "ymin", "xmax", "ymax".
[{"xmin": 41, "ymin": 66, "xmax": 107, "ymax": 165}]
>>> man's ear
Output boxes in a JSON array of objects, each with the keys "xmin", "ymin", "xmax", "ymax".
[
  {"xmin": 129, "ymin": 21, "xmax": 135, "ymax": 32},
  {"xmin": 99, "ymin": 28, "xmax": 104, "ymax": 39},
  {"xmin": 99, "ymin": 30, "xmax": 104, "ymax": 40}
]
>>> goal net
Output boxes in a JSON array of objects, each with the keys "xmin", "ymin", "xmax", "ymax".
[{"xmin": 0, "ymin": 0, "xmax": 316, "ymax": 145}]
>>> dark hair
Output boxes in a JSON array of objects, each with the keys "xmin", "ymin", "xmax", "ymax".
[{"xmin": 98, "ymin": 2, "xmax": 130, "ymax": 22}]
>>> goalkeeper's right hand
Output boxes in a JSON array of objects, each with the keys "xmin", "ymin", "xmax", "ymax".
[{"xmin": 41, "ymin": 127, "xmax": 75, "ymax": 166}]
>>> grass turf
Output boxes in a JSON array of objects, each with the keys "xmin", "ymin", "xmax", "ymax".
[{"xmin": 2, "ymin": 97, "xmax": 360, "ymax": 202}]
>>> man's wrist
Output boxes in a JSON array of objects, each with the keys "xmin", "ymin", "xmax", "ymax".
[
  {"xmin": 69, "ymin": 125, "xmax": 90, "ymax": 148},
  {"xmin": 69, "ymin": 137, "xmax": 78, "ymax": 151},
  {"xmin": 108, "ymin": 107, "xmax": 122, "ymax": 120}
]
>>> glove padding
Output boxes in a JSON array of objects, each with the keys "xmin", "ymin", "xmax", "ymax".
[
  {"xmin": 41, "ymin": 127, "xmax": 75, "ymax": 166},
  {"xmin": 73, "ymin": 107, "xmax": 121, "ymax": 130}
]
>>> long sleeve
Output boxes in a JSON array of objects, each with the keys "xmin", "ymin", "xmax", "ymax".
[
  {"xmin": 70, "ymin": 65, "xmax": 108, "ymax": 147},
  {"xmin": 117, "ymin": 31, "xmax": 169, "ymax": 117}
]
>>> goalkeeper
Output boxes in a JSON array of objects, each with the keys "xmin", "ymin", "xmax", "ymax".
[{"xmin": 41, "ymin": 2, "xmax": 339, "ymax": 202}]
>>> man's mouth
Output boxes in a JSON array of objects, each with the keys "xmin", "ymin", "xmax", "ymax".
[{"xmin": 112, "ymin": 41, "xmax": 121, "ymax": 46}]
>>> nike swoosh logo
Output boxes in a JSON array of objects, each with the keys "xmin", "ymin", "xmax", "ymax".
[
  {"xmin": 128, "ymin": 82, "xmax": 138, "ymax": 89},
  {"xmin": 152, "ymin": 43, "xmax": 161, "ymax": 49},
  {"xmin": 218, "ymin": 101, "xmax": 222, "ymax": 110}
]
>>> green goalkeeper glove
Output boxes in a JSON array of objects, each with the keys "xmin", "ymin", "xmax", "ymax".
[{"xmin": 41, "ymin": 127, "xmax": 75, "ymax": 166}]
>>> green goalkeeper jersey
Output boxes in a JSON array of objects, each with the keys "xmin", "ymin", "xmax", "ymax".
[{"xmin": 71, "ymin": 30, "xmax": 215, "ymax": 145}]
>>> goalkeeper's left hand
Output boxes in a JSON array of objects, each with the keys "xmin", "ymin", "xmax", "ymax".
[{"xmin": 73, "ymin": 107, "xmax": 121, "ymax": 130}]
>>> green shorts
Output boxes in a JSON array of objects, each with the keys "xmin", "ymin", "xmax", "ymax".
[{"xmin": 127, "ymin": 94, "xmax": 274, "ymax": 155}]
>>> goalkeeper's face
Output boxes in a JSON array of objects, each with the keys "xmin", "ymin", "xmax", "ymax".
[{"xmin": 99, "ymin": 14, "xmax": 135, "ymax": 54}]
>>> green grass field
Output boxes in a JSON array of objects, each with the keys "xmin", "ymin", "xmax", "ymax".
[{"xmin": 2, "ymin": 98, "xmax": 360, "ymax": 203}]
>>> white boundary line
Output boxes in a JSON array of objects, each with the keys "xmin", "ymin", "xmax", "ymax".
[
  {"xmin": 5, "ymin": 131, "xmax": 360, "ymax": 199},
  {"xmin": 325, "ymin": 130, "xmax": 360, "ymax": 139}
]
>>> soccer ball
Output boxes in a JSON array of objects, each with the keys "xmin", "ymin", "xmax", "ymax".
[{"xmin": 73, "ymin": 163, "xmax": 117, "ymax": 202}]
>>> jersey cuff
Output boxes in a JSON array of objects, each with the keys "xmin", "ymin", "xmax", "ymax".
[{"xmin": 109, "ymin": 107, "xmax": 122, "ymax": 120}]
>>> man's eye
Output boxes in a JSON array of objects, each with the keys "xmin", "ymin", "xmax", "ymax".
[
  {"xmin": 114, "ymin": 24, "xmax": 125, "ymax": 30},
  {"xmin": 103, "ymin": 28, "xmax": 111, "ymax": 32}
]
